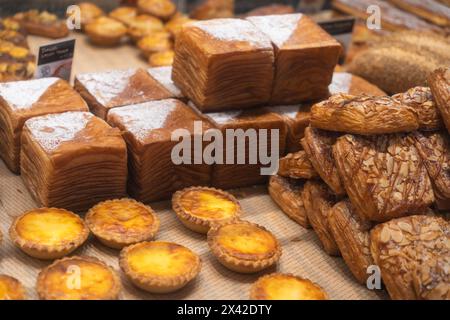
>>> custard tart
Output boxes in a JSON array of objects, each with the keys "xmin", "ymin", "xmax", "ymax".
[
  {"xmin": 9, "ymin": 208, "xmax": 89, "ymax": 260},
  {"xmin": 137, "ymin": 0, "xmax": 177, "ymax": 21},
  {"xmin": 76, "ymin": 2, "xmax": 105, "ymax": 27},
  {"xmin": 137, "ymin": 32, "xmax": 172, "ymax": 58},
  {"xmin": 85, "ymin": 16, "xmax": 127, "ymax": 46},
  {"xmin": 0, "ymin": 275, "xmax": 26, "ymax": 300},
  {"xmin": 85, "ymin": 198, "xmax": 160, "ymax": 249},
  {"xmin": 172, "ymin": 187, "xmax": 242, "ymax": 234},
  {"xmin": 250, "ymin": 273, "xmax": 328, "ymax": 300},
  {"xmin": 120, "ymin": 241, "xmax": 201, "ymax": 293},
  {"xmin": 37, "ymin": 256, "xmax": 121, "ymax": 300},
  {"xmin": 148, "ymin": 50, "xmax": 174, "ymax": 67},
  {"xmin": 109, "ymin": 6, "xmax": 138, "ymax": 26},
  {"xmin": 127, "ymin": 14, "xmax": 164, "ymax": 42},
  {"xmin": 207, "ymin": 221, "xmax": 281, "ymax": 273}
]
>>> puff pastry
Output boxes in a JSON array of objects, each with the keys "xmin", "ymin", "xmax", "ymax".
[
  {"xmin": 428, "ymin": 68, "xmax": 450, "ymax": 134},
  {"xmin": 85, "ymin": 16, "xmax": 127, "ymax": 46},
  {"xmin": 147, "ymin": 66, "xmax": 184, "ymax": 99},
  {"xmin": 278, "ymin": 151, "xmax": 317, "ymax": 180},
  {"xmin": 14, "ymin": 10, "xmax": 69, "ymax": 39},
  {"xmin": 137, "ymin": 0, "xmax": 177, "ymax": 21},
  {"xmin": 0, "ymin": 275, "xmax": 26, "ymax": 300},
  {"xmin": 190, "ymin": 0, "xmax": 234, "ymax": 20},
  {"xmin": 127, "ymin": 14, "xmax": 164, "ymax": 42},
  {"xmin": 21, "ymin": 111, "xmax": 128, "ymax": 213},
  {"xmin": 387, "ymin": 0, "xmax": 450, "ymax": 27}
]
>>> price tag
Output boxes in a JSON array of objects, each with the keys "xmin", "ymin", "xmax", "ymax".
[
  {"xmin": 36, "ymin": 39, "xmax": 75, "ymax": 81},
  {"xmin": 318, "ymin": 17, "xmax": 355, "ymax": 55}
]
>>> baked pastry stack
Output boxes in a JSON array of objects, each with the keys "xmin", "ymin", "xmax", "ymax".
[
  {"xmin": 13, "ymin": 10, "xmax": 69, "ymax": 39},
  {"xmin": 147, "ymin": 66, "xmax": 184, "ymax": 100}
]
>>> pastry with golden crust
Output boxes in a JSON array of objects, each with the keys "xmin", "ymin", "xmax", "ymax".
[
  {"xmin": 127, "ymin": 14, "xmax": 164, "ymax": 42},
  {"xmin": 0, "ymin": 78, "xmax": 88, "ymax": 173},
  {"xmin": 172, "ymin": 187, "xmax": 241, "ymax": 234},
  {"xmin": 278, "ymin": 151, "xmax": 317, "ymax": 180},
  {"xmin": 14, "ymin": 10, "xmax": 69, "ymax": 39},
  {"xmin": 21, "ymin": 111, "xmax": 127, "ymax": 213},
  {"xmin": 137, "ymin": 32, "xmax": 172, "ymax": 57},
  {"xmin": 147, "ymin": 66, "xmax": 184, "ymax": 99},
  {"xmin": 37, "ymin": 256, "xmax": 121, "ymax": 300},
  {"xmin": 387, "ymin": 0, "xmax": 450, "ymax": 27},
  {"xmin": 120, "ymin": 241, "xmax": 201, "ymax": 293},
  {"xmin": 137, "ymin": 0, "xmax": 177, "ymax": 21},
  {"xmin": 249, "ymin": 273, "xmax": 328, "ymax": 300},
  {"xmin": 165, "ymin": 14, "xmax": 195, "ymax": 38},
  {"xmin": 9, "ymin": 208, "xmax": 89, "ymax": 260},
  {"xmin": 0, "ymin": 275, "xmax": 26, "ymax": 300},
  {"xmin": 0, "ymin": 29, "xmax": 28, "ymax": 47},
  {"xmin": 76, "ymin": 2, "xmax": 105, "ymax": 27},
  {"xmin": 328, "ymin": 200, "xmax": 374, "ymax": 284},
  {"xmin": 333, "ymin": 134, "xmax": 434, "ymax": 222},
  {"xmin": 268, "ymin": 175, "xmax": 309, "ymax": 228},
  {"xmin": 86, "ymin": 198, "xmax": 160, "ymax": 249},
  {"xmin": 207, "ymin": 220, "xmax": 281, "ymax": 273},
  {"xmin": 0, "ymin": 40, "xmax": 35, "ymax": 83},
  {"xmin": 370, "ymin": 215, "xmax": 449, "ymax": 300},
  {"xmin": 148, "ymin": 50, "xmax": 174, "ymax": 67},
  {"xmin": 85, "ymin": 16, "xmax": 127, "ymax": 46},
  {"xmin": 190, "ymin": 0, "xmax": 234, "ymax": 20},
  {"xmin": 428, "ymin": 68, "xmax": 450, "ymax": 134},
  {"xmin": 109, "ymin": 6, "xmax": 137, "ymax": 26}
]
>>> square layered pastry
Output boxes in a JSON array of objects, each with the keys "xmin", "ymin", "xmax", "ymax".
[
  {"xmin": 247, "ymin": 14, "xmax": 341, "ymax": 104},
  {"xmin": 0, "ymin": 77, "xmax": 88, "ymax": 173},
  {"xmin": 74, "ymin": 68, "xmax": 173, "ymax": 119},
  {"xmin": 107, "ymin": 99, "xmax": 213, "ymax": 202},
  {"xmin": 147, "ymin": 66, "xmax": 185, "ymax": 101},
  {"xmin": 172, "ymin": 18, "xmax": 274, "ymax": 111},
  {"xmin": 21, "ymin": 111, "xmax": 128, "ymax": 213}
]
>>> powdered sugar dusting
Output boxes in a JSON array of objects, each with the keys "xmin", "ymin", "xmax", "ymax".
[
  {"xmin": 147, "ymin": 66, "xmax": 182, "ymax": 97},
  {"xmin": 109, "ymin": 99, "xmax": 178, "ymax": 142},
  {"xmin": 192, "ymin": 18, "xmax": 271, "ymax": 48},
  {"xmin": 207, "ymin": 110, "xmax": 244, "ymax": 124},
  {"xmin": 0, "ymin": 77, "xmax": 58, "ymax": 110},
  {"xmin": 247, "ymin": 14, "xmax": 302, "ymax": 48},
  {"xmin": 268, "ymin": 105, "xmax": 301, "ymax": 119},
  {"xmin": 76, "ymin": 69, "xmax": 136, "ymax": 106},
  {"xmin": 25, "ymin": 111, "xmax": 93, "ymax": 153},
  {"xmin": 329, "ymin": 72, "xmax": 352, "ymax": 95}
]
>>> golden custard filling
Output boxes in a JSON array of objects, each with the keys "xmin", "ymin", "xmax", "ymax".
[
  {"xmin": 0, "ymin": 276, "xmax": 25, "ymax": 300},
  {"xmin": 179, "ymin": 189, "xmax": 239, "ymax": 220}
]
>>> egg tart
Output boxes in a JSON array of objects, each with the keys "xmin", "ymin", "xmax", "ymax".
[
  {"xmin": 137, "ymin": 0, "xmax": 177, "ymax": 21},
  {"xmin": 76, "ymin": 2, "xmax": 105, "ymax": 27},
  {"xmin": 0, "ymin": 275, "xmax": 26, "ymax": 300},
  {"xmin": 9, "ymin": 208, "xmax": 89, "ymax": 260},
  {"xmin": 120, "ymin": 241, "xmax": 201, "ymax": 293},
  {"xmin": 137, "ymin": 32, "xmax": 172, "ymax": 57},
  {"xmin": 127, "ymin": 15, "xmax": 164, "ymax": 42},
  {"xmin": 172, "ymin": 187, "xmax": 242, "ymax": 234},
  {"xmin": 165, "ymin": 14, "xmax": 195, "ymax": 38},
  {"xmin": 37, "ymin": 256, "xmax": 121, "ymax": 300},
  {"xmin": 207, "ymin": 221, "xmax": 281, "ymax": 273},
  {"xmin": 148, "ymin": 50, "xmax": 174, "ymax": 67},
  {"xmin": 85, "ymin": 16, "xmax": 127, "ymax": 46},
  {"xmin": 250, "ymin": 273, "xmax": 328, "ymax": 300},
  {"xmin": 85, "ymin": 198, "xmax": 160, "ymax": 249},
  {"xmin": 109, "ymin": 6, "xmax": 138, "ymax": 26}
]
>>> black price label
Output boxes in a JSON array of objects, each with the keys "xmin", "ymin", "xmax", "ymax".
[
  {"xmin": 36, "ymin": 39, "xmax": 75, "ymax": 81},
  {"xmin": 318, "ymin": 17, "xmax": 355, "ymax": 54}
]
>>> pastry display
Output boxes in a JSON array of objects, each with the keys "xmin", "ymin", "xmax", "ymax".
[
  {"xmin": 137, "ymin": 0, "xmax": 177, "ymax": 21},
  {"xmin": 207, "ymin": 220, "xmax": 281, "ymax": 273},
  {"xmin": 85, "ymin": 16, "xmax": 127, "ymax": 46},
  {"xmin": 0, "ymin": 19, "xmax": 28, "ymax": 47},
  {"xmin": 109, "ymin": 6, "xmax": 138, "ymax": 26},
  {"xmin": 37, "ymin": 256, "xmax": 121, "ymax": 300},
  {"xmin": 9, "ymin": 208, "xmax": 89, "ymax": 260},
  {"xmin": 268, "ymin": 175, "xmax": 309, "ymax": 228},
  {"xmin": 0, "ymin": 78, "xmax": 88, "ymax": 173},
  {"xmin": 387, "ymin": 0, "xmax": 450, "ymax": 27},
  {"xmin": 74, "ymin": 68, "xmax": 172, "ymax": 119},
  {"xmin": 301, "ymin": 127, "xmax": 345, "ymax": 196},
  {"xmin": 107, "ymin": 99, "xmax": 212, "ymax": 202},
  {"xmin": 333, "ymin": 134, "xmax": 434, "ymax": 222},
  {"xmin": 165, "ymin": 13, "xmax": 196, "ymax": 38},
  {"xmin": 370, "ymin": 215, "xmax": 449, "ymax": 300},
  {"xmin": 328, "ymin": 200, "xmax": 374, "ymax": 284},
  {"xmin": 428, "ymin": 68, "xmax": 450, "ymax": 134},
  {"xmin": 14, "ymin": 10, "xmax": 69, "ymax": 39},
  {"xmin": 301, "ymin": 180, "xmax": 340, "ymax": 256},
  {"xmin": 148, "ymin": 50, "xmax": 174, "ymax": 67},
  {"xmin": 328, "ymin": 72, "xmax": 386, "ymax": 96},
  {"xmin": 245, "ymin": 4, "xmax": 295, "ymax": 17},
  {"xmin": 147, "ymin": 66, "xmax": 184, "ymax": 99},
  {"xmin": 190, "ymin": 0, "xmax": 234, "ymax": 20},
  {"xmin": 172, "ymin": 186, "xmax": 241, "ymax": 234},
  {"xmin": 0, "ymin": 40, "xmax": 35, "ymax": 82},
  {"xmin": 85, "ymin": 198, "xmax": 160, "ymax": 249},
  {"xmin": 249, "ymin": 273, "xmax": 328, "ymax": 300},
  {"xmin": 127, "ymin": 14, "xmax": 164, "ymax": 42},
  {"xmin": 119, "ymin": 241, "xmax": 201, "ymax": 293},
  {"xmin": 278, "ymin": 151, "xmax": 317, "ymax": 180},
  {"xmin": 137, "ymin": 31, "xmax": 172, "ymax": 57},
  {"xmin": 247, "ymin": 14, "xmax": 341, "ymax": 105},
  {"xmin": 75, "ymin": 2, "xmax": 105, "ymax": 28},
  {"xmin": 0, "ymin": 275, "xmax": 26, "ymax": 300},
  {"xmin": 172, "ymin": 18, "xmax": 274, "ymax": 111},
  {"xmin": 310, "ymin": 94, "xmax": 419, "ymax": 135},
  {"xmin": 21, "ymin": 111, "xmax": 127, "ymax": 213}
]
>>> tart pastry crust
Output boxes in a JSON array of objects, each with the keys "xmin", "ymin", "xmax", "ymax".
[
  {"xmin": 148, "ymin": 50, "xmax": 174, "ymax": 67},
  {"xmin": 172, "ymin": 186, "xmax": 241, "ymax": 234},
  {"xmin": 207, "ymin": 220, "xmax": 282, "ymax": 273},
  {"xmin": 86, "ymin": 198, "xmax": 160, "ymax": 249},
  {"xmin": 137, "ymin": 0, "xmax": 177, "ymax": 21},
  {"xmin": 127, "ymin": 14, "xmax": 164, "ymax": 42},
  {"xmin": 120, "ymin": 241, "xmax": 201, "ymax": 293},
  {"xmin": 0, "ymin": 275, "xmax": 26, "ymax": 300},
  {"xmin": 85, "ymin": 17, "xmax": 127, "ymax": 46},
  {"xmin": 9, "ymin": 208, "xmax": 89, "ymax": 260},
  {"xmin": 37, "ymin": 256, "xmax": 121, "ymax": 300},
  {"xmin": 14, "ymin": 10, "xmax": 69, "ymax": 39}
]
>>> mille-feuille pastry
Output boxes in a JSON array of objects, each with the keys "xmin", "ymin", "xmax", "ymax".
[
  {"xmin": 148, "ymin": 50, "xmax": 174, "ymax": 67},
  {"xmin": 370, "ymin": 215, "xmax": 449, "ymax": 300},
  {"xmin": 245, "ymin": 4, "xmax": 295, "ymax": 17},
  {"xmin": 109, "ymin": 6, "xmax": 138, "ymax": 26},
  {"xmin": 190, "ymin": 0, "xmax": 234, "ymax": 20},
  {"xmin": 172, "ymin": 18, "xmax": 274, "ymax": 112},
  {"xmin": 127, "ymin": 14, "xmax": 164, "ymax": 42},
  {"xmin": 333, "ymin": 134, "xmax": 434, "ymax": 222},
  {"xmin": 172, "ymin": 187, "xmax": 241, "ymax": 234},
  {"xmin": 147, "ymin": 66, "xmax": 184, "ymax": 100},
  {"xmin": 247, "ymin": 14, "xmax": 341, "ymax": 105},
  {"xmin": 328, "ymin": 200, "xmax": 374, "ymax": 284},
  {"xmin": 120, "ymin": 241, "xmax": 201, "ymax": 293},
  {"xmin": 207, "ymin": 220, "xmax": 282, "ymax": 273},
  {"xmin": 165, "ymin": 14, "xmax": 195, "ymax": 38},
  {"xmin": 0, "ymin": 40, "xmax": 35, "ymax": 82},
  {"xmin": 428, "ymin": 68, "xmax": 450, "ymax": 134},
  {"xmin": 302, "ymin": 180, "xmax": 340, "ymax": 256},
  {"xmin": 86, "ymin": 198, "xmax": 160, "ymax": 249},
  {"xmin": 137, "ymin": 0, "xmax": 177, "ymax": 21},
  {"xmin": 137, "ymin": 31, "xmax": 172, "ymax": 57},
  {"xmin": 328, "ymin": 72, "xmax": 386, "ymax": 96},
  {"xmin": 74, "ymin": 68, "xmax": 172, "ymax": 119},
  {"xmin": 0, "ymin": 78, "xmax": 88, "ymax": 173},
  {"xmin": 107, "ymin": 99, "xmax": 212, "ymax": 202},
  {"xmin": 268, "ymin": 175, "xmax": 310, "ymax": 228},
  {"xmin": 202, "ymin": 107, "xmax": 287, "ymax": 189},
  {"xmin": 75, "ymin": 2, "xmax": 105, "ymax": 28},
  {"xmin": 14, "ymin": 10, "xmax": 69, "ymax": 39},
  {"xmin": 21, "ymin": 111, "xmax": 127, "ymax": 213},
  {"xmin": 9, "ymin": 208, "xmax": 89, "ymax": 260},
  {"xmin": 310, "ymin": 94, "xmax": 419, "ymax": 135},
  {"xmin": 85, "ymin": 16, "xmax": 127, "ymax": 46},
  {"xmin": 301, "ymin": 127, "xmax": 345, "ymax": 196},
  {"xmin": 249, "ymin": 273, "xmax": 328, "ymax": 300},
  {"xmin": 37, "ymin": 256, "xmax": 121, "ymax": 300},
  {"xmin": 388, "ymin": 0, "xmax": 450, "ymax": 27},
  {"xmin": 412, "ymin": 131, "xmax": 450, "ymax": 211},
  {"xmin": 278, "ymin": 151, "xmax": 317, "ymax": 180},
  {"xmin": 392, "ymin": 87, "xmax": 443, "ymax": 131},
  {"xmin": 0, "ymin": 275, "xmax": 26, "ymax": 300}
]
